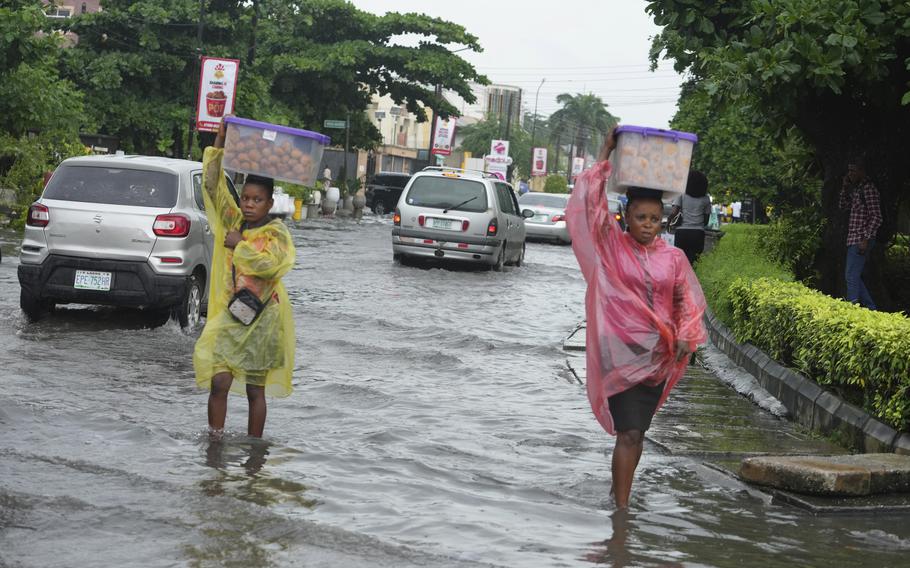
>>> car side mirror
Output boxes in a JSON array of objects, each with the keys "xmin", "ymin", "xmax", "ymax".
[{"xmin": 521, "ymin": 208, "xmax": 535, "ymax": 219}]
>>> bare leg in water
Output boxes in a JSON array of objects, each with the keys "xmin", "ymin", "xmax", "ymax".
[
  {"xmin": 611, "ymin": 429, "xmax": 645, "ymax": 509},
  {"xmin": 208, "ymin": 372, "xmax": 233, "ymax": 432},
  {"xmin": 246, "ymin": 384, "xmax": 267, "ymax": 437}
]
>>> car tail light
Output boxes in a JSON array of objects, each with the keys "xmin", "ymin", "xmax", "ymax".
[
  {"xmin": 486, "ymin": 218, "xmax": 498, "ymax": 236},
  {"xmin": 418, "ymin": 214, "xmax": 425, "ymax": 227},
  {"xmin": 461, "ymin": 220, "xmax": 470, "ymax": 231},
  {"xmin": 615, "ymin": 213, "xmax": 622, "ymax": 222},
  {"xmin": 551, "ymin": 214, "xmax": 566, "ymax": 222},
  {"xmin": 393, "ymin": 210, "xmax": 401, "ymax": 226},
  {"xmin": 157, "ymin": 256, "xmax": 183, "ymax": 264},
  {"xmin": 153, "ymin": 214, "xmax": 190, "ymax": 237},
  {"xmin": 27, "ymin": 203, "xmax": 49, "ymax": 227}
]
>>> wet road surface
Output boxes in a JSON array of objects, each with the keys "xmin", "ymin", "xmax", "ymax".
[{"xmin": 1, "ymin": 219, "xmax": 909, "ymax": 567}]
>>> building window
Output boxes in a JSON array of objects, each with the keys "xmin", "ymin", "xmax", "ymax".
[{"xmin": 47, "ymin": 7, "xmax": 73, "ymax": 18}]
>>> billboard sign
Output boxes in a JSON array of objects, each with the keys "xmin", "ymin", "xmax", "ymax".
[
  {"xmin": 486, "ymin": 139, "xmax": 511, "ymax": 180},
  {"xmin": 531, "ymin": 147, "xmax": 548, "ymax": 176},
  {"xmin": 196, "ymin": 57, "xmax": 240, "ymax": 132},
  {"xmin": 431, "ymin": 116, "xmax": 457, "ymax": 156},
  {"xmin": 571, "ymin": 156, "xmax": 585, "ymax": 177}
]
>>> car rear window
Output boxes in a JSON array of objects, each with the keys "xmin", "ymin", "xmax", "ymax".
[
  {"xmin": 43, "ymin": 165, "xmax": 179, "ymax": 207},
  {"xmin": 519, "ymin": 193, "xmax": 568, "ymax": 208},
  {"xmin": 404, "ymin": 176, "xmax": 488, "ymax": 212},
  {"xmin": 373, "ymin": 174, "xmax": 411, "ymax": 189}
]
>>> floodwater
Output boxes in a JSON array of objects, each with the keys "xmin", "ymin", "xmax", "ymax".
[{"xmin": 1, "ymin": 219, "xmax": 908, "ymax": 567}]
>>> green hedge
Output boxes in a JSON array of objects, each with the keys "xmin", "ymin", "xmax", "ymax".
[
  {"xmin": 694, "ymin": 224, "xmax": 794, "ymax": 323},
  {"xmin": 729, "ymin": 278, "xmax": 910, "ymax": 431}
]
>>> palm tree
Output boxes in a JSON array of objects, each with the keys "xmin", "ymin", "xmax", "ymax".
[{"xmin": 549, "ymin": 93, "xmax": 619, "ymax": 160}]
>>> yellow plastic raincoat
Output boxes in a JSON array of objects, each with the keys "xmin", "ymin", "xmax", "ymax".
[{"xmin": 193, "ymin": 147, "xmax": 296, "ymax": 397}]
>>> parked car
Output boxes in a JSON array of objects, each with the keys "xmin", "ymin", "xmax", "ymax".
[
  {"xmin": 365, "ymin": 172, "xmax": 412, "ymax": 215},
  {"xmin": 392, "ymin": 166, "xmax": 534, "ymax": 270},
  {"xmin": 17, "ymin": 154, "xmax": 237, "ymax": 329},
  {"xmin": 519, "ymin": 192, "xmax": 571, "ymax": 244}
]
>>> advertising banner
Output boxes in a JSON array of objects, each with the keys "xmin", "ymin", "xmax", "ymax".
[
  {"xmin": 431, "ymin": 116, "xmax": 457, "ymax": 156},
  {"xmin": 571, "ymin": 156, "xmax": 585, "ymax": 177},
  {"xmin": 531, "ymin": 147, "xmax": 548, "ymax": 176},
  {"xmin": 196, "ymin": 57, "xmax": 240, "ymax": 132},
  {"xmin": 486, "ymin": 139, "xmax": 511, "ymax": 180}
]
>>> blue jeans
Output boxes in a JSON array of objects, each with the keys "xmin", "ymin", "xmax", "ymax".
[{"xmin": 845, "ymin": 240, "xmax": 876, "ymax": 309}]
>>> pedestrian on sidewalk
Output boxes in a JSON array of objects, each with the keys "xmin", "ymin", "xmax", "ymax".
[
  {"xmin": 194, "ymin": 117, "xmax": 297, "ymax": 438},
  {"xmin": 839, "ymin": 156, "xmax": 882, "ymax": 310},
  {"xmin": 565, "ymin": 127, "xmax": 707, "ymax": 510},
  {"xmin": 669, "ymin": 170, "xmax": 712, "ymax": 265}
]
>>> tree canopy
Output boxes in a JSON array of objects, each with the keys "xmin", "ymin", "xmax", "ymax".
[
  {"xmin": 458, "ymin": 115, "xmax": 531, "ymax": 179},
  {"xmin": 548, "ymin": 93, "xmax": 619, "ymax": 160},
  {"xmin": 62, "ymin": 0, "xmax": 487, "ymax": 156},
  {"xmin": 648, "ymin": 0, "xmax": 910, "ymax": 302}
]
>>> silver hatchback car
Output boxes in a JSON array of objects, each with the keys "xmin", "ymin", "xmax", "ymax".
[
  {"xmin": 392, "ymin": 167, "xmax": 534, "ymax": 270},
  {"xmin": 18, "ymin": 154, "xmax": 235, "ymax": 329}
]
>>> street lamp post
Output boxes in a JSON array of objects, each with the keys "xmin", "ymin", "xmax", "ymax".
[{"xmin": 529, "ymin": 78, "xmax": 546, "ymax": 179}]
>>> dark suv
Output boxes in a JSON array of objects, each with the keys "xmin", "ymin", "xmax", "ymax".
[{"xmin": 365, "ymin": 172, "xmax": 411, "ymax": 215}]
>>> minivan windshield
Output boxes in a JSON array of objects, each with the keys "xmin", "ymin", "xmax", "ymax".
[
  {"xmin": 44, "ymin": 165, "xmax": 179, "ymax": 207},
  {"xmin": 404, "ymin": 176, "xmax": 488, "ymax": 212},
  {"xmin": 519, "ymin": 193, "xmax": 569, "ymax": 208}
]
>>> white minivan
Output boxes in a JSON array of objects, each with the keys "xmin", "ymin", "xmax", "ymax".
[{"xmin": 392, "ymin": 167, "xmax": 534, "ymax": 270}]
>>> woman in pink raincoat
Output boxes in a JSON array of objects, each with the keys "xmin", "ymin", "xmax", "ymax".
[{"xmin": 566, "ymin": 129, "xmax": 707, "ymax": 509}]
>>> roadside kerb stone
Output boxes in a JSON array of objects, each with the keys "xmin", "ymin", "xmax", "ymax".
[
  {"xmin": 794, "ymin": 378, "xmax": 824, "ymax": 429},
  {"xmin": 702, "ymin": 308, "xmax": 909, "ymax": 454},
  {"xmin": 757, "ymin": 358, "xmax": 786, "ymax": 401},
  {"xmin": 740, "ymin": 454, "xmax": 910, "ymax": 496},
  {"xmin": 863, "ymin": 419, "xmax": 899, "ymax": 454},
  {"xmin": 832, "ymin": 401, "xmax": 871, "ymax": 450},
  {"xmin": 894, "ymin": 433, "xmax": 910, "ymax": 456},
  {"xmin": 812, "ymin": 391, "xmax": 843, "ymax": 434}
]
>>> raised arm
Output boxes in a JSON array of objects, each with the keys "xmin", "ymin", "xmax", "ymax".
[{"xmin": 202, "ymin": 119, "xmax": 242, "ymax": 232}]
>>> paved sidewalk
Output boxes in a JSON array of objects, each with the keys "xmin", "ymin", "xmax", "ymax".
[
  {"xmin": 561, "ymin": 324, "xmax": 910, "ymax": 512},
  {"xmin": 564, "ymin": 327, "xmax": 844, "ymax": 460}
]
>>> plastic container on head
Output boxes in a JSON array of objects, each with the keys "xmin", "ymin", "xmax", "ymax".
[
  {"xmin": 607, "ymin": 125, "xmax": 697, "ymax": 199},
  {"xmin": 223, "ymin": 116, "xmax": 330, "ymax": 187}
]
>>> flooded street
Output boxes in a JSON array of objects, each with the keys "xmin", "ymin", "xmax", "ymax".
[{"xmin": 1, "ymin": 219, "xmax": 909, "ymax": 567}]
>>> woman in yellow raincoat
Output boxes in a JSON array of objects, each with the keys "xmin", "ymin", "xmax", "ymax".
[{"xmin": 194, "ymin": 119, "xmax": 296, "ymax": 437}]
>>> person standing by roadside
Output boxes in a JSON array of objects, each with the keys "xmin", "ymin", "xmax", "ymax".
[
  {"xmin": 839, "ymin": 157, "xmax": 882, "ymax": 310},
  {"xmin": 194, "ymin": 118, "xmax": 297, "ymax": 437},
  {"xmin": 670, "ymin": 171, "xmax": 712, "ymax": 265},
  {"xmin": 566, "ymin": 128, "xmax": 707, "ymax": 510}
]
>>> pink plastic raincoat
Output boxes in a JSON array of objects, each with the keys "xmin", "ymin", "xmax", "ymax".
[{"xmin": 566, "ymin": 160, "xmax": 707, "ymax": 435}]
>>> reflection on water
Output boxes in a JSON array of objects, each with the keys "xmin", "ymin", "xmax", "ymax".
[{"xmin": 201, "ymin": 435, "xmax": 316, "ymax": 509}]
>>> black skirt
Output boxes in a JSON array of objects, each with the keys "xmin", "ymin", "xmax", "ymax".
[{"xmin": 608, "ymin": 381, "xmax": 667, "ymax": 432}]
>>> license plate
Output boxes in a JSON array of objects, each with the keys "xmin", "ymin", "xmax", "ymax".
[
  {"xmin": 430, "ymin": 218, "xmax": 455, "ymax": 230},
  {"xmin": 74, "ymin": 270, "xmax": 112, "ymax": 291}
]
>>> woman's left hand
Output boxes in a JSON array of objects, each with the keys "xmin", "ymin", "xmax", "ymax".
[
  {"xmin": 224, "ymin": 230, "xmax": 243, "ymax": 249},
  {"xmin": 675, "ymin": 339, "xmax": 694, "ymax": 362}
]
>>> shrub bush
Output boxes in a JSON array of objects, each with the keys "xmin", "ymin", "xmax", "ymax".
[
  {"xmin": 729, "ymin": 277, "xmax": 910, "ymax": 431},
  {"xmin": 694, "ymin": 224, "xmax": 793, "ymax": 323},
  {"xmin": 762, "ymin": 207, "xmax": 826, "ymax": 285},
  {"xmin": 543, "ymin": 175, "xmax": 568, "ymax": 194}
]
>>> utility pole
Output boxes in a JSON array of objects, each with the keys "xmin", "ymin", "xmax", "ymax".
[
  {"xmin": 186, "ymin": 0, "xmax": 205, "ymax": 159},
  {"xmin": 344, "ymin": 109, "xmax": 351, "ymax": 182},
  {"xmin": 529, "ymin": 78, "xmax": 545, "ymax": 177},
  {"xmin": 553, "ymin": 132, "xmax": 561, "ymax": 177},
  {"xmin": 426, "ymin": 83, "xmax": 442, "ymax": 166}
]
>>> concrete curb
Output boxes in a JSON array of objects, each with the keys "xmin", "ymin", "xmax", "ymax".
[{"xmin": 703, "ymin": 309, "xmax": 903, "ymax": 454}]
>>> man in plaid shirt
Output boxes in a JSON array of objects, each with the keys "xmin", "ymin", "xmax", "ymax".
[{"xmin": 838, "ymin": 157, "xmax": 882, "ymax": 309}]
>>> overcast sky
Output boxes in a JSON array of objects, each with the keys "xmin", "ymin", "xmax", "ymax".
[{"xmin": 349, "ymin": 0, "xmax": 684, "ymax": 128}]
